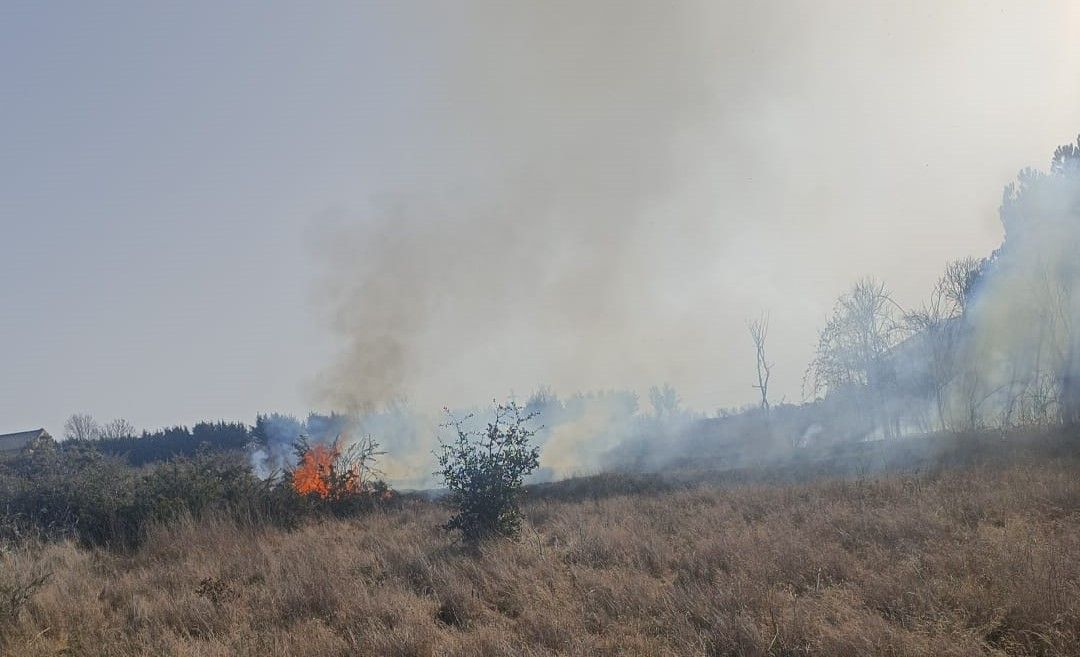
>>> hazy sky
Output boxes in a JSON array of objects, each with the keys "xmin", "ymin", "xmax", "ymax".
[{"xmin": 2, "ymin": 2, "xmax": 1079, "ymax": 437}]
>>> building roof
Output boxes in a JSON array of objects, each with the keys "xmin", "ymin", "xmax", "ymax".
[{"xmin": 0, "ymin": 428, "xmax": 51, "ymax": 452}]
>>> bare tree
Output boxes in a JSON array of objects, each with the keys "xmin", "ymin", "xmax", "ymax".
[
  {"xmin": 937, "ymin": 257, "xmax": 985, "ymax": 317},
  {"xmin": 99, "ymin": 418, "xmax": 136, "ymax": 440},
  {"xmin": 904, "ymin": 258, "xmax": 984, "ymax": 430},
  {"xmin": 63, "ymin": 413, "xmax": 100, "ymax": 441},
  {"xmin": 806, "ymin": 279, "xmax": 907, "ymax": 394},
  {"xmin": 748, "ymin": 314, "xmax": 772, "ymax": 413},
  {"xmin": 805, "ymin": 278, "xmax": 908, "ymax": 438}
]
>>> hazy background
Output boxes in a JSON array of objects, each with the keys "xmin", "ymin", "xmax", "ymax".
[{"xmin": 2, "ymin": 1, "xmax": 1079, "ymax": 436}]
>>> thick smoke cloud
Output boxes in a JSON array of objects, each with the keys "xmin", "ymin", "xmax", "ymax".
[
  {"xmin": 955, "ymin": 143, "xmax": 1080, "ymax": 427},
  {"xmin": 311, "ymin": 2, "xmax": 726, "ymax": 412},
  {"xmin": 307, "ymin": 2, "xmax": 1080, "ymax": 465}
]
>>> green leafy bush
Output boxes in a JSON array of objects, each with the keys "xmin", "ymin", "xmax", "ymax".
[
  {"xmin": 132, "ymin": 451, "xmax": 267, "ymax": 526},
  {"xmin": 436, "ymin": 402, "xmax": 541, "ymax": 542},
  {"xmin": 3, "ymin": 441, "xmax": 139, "ymax": 545}
]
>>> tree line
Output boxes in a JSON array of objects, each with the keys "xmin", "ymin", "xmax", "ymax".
[{"xmin": 750, "ymin": 135, "xmax": 1080, "ymax": 439}]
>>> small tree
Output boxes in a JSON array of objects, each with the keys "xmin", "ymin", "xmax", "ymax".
[
  {"xmin": 905, "ymin": 257, "xmax": 985, "ymax": 430},
  {"xmin": 435, "ymin": 401, "xmax": 541, "ymax": 542},
  {"xmin": 748, "ymin": 314, "xmax": 772, "ymax": 413},
  {"xmin": 63, "ymin": 413, "xmax": 100, "ymax": 441},
  {"xmin": 99, "ymin": 418, "xmax": 136, "ymax": 441},
  {"xmin": 805, "ymin": 278, "xmax": 908, "ymax": 438}
]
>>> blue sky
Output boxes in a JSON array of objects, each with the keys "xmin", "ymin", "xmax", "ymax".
[{"xmin": 3, "ymin": 2, "xmax": 1079, "ymax": 436}]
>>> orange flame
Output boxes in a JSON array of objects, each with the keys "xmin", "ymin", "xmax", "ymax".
[
  {"xmin": 292, "ymin": 442, "xmax": 339, "ymax": 498},
  {"xmin": 293, "ymin": 437, "xmax": 392, "ymax": 501}
]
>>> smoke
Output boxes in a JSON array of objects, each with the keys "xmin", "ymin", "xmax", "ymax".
[
  {"xmin": 251, "ymin": 390, "xmax": 706, "ymax": 488},
  {"xmin": 252, "ymin": 408, "xmax": 440, "ymax": 488},
  {"xmin": 796, "ymin": 139, "xmax": 1080, "ymax": 436},
  {"xmin": 310, "ymin": 1, "xmax": 728, "ymax": 413},
  {"xmin": 952, "ymin": 141, "xmax": 1080, "ymax": 427},
  {"xmin": 536, "ymin": 397, "xmax": 635, "ymax": 479},
  {"xmin": 300, "ymin": 2, "xmax": 1080, "ymax": 477}
]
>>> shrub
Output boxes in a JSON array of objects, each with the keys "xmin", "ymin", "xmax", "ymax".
[
  {"xmin": 0, "ymin": 428, "xmax": 398, "ymax": 550},
  {"xmin": 435, "ymin": 402, "xmax": 541, "ymax": 542},
  {"xmin": 132, "ymin": 450, "xmax": 267, "ymax": 527},
  {"xmin": 0, "ymin": 445, "xmax": 270, "ymax": 548},
  {"xmin": 3, "ymin": 441, "xmax": 139, "ymax": 546}
]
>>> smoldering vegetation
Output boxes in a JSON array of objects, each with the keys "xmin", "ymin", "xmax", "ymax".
[{"xmin": 249, "ymin": 388, "xmax": 698, "ymax": 489}]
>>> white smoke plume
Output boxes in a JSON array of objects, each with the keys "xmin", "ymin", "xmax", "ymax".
[{"xmin": 952, "ymin": 140, "xmax": 1080, "ymax": 428}]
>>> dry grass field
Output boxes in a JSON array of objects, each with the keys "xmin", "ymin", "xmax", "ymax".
[{"xmin": 1, "ymin": 439, "xmax": 1078, "ymax": 656}]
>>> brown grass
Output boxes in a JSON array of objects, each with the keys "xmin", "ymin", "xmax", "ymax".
[{"xmin": 2, "ymin": 456, "xmax": 1078, "ymax": 656}]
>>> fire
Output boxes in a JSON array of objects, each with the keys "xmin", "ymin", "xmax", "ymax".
[
  {"xmin": 291, "ymin": 435, "xmax": 394, "ymax": 502},
  {"xmin": 291, "ymin": 437, "xmax": 391, "ymax": 501},
  {"xmin": 292, "ymin": 441, "xmax": 341, "ymax": 498}
]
